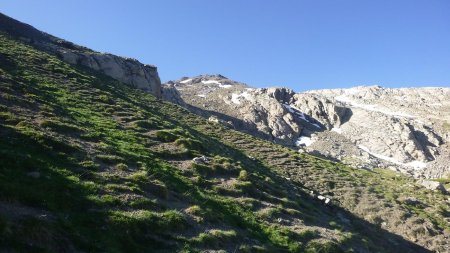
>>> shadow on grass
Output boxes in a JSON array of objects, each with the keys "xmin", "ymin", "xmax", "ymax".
[{"xmin": 0, "ymin": 124, "xmax": 174, "ymax": 252}]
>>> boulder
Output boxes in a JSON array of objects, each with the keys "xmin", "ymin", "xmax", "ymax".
[
  {"xmin": 419, "ymin": 180, "xmax": 447, "ymax": 193},
  {"xmin": 193, "ymin": 156, "xmax": 209, "ymax": 164}
]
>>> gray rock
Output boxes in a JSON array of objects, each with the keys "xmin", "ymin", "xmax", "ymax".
[
  {"xmin": 165, "ymin": 75, "xmax": 450, "ymax": 179},
  {"xmin": 419, "ymin": 180, "xmax": 447, "ymax": 192},
  {"xmin": 59, "ymin": 51, "xmax": 161, "ymax": 97},
  {"xmin": 193, "ymin": 156, "xmax": 209, "ymax": 164}
]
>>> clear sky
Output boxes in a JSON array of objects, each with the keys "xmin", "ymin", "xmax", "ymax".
[{"xmin": 1, "ymin": 1, "xmax": 449, "ymax": 91}]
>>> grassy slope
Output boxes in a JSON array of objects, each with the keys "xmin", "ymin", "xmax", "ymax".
[{"xmin": 0, "ymin": 33, "xmax": 448, "ymax": 252}]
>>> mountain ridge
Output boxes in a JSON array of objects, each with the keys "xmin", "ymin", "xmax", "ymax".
[{"xmin": 164, "ymin": 75, "xmax": 450, "ymax": 179}]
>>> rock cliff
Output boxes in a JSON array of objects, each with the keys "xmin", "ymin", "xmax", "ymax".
[
  {"xmin": 164, "ymin": 75, "xmax": 450, "ymax": 178},
  {"xmin": 0, "ymin": 13, "xmax": 161, "ymax": 97}
]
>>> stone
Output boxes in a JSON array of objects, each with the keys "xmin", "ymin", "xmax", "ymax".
[
  {"xmin": 208, "ymin": 116, "xmax": 220, "ymax": 123},
  {"xmin": 419, "ymin": 180, "xmax": 447, "ymax": 193},
  {"xmin": 193, "ymin": 156, "xmax": 209, "ymax": 164}
]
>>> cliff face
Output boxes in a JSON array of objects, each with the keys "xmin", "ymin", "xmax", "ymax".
[
  {"xmin": 0, "ymin": 13, "xmax": 161, "ymax": 97},
  {"xmin": 59, "ymin": 51, "xmax": 161, "ymax": 95},
  {"xmin": 310, "ymin": 86, "xmax": 450, "ymax": 178},
  {"xmin": 164, "ymin": 75, "xmax": 450, "ymax": 179}
]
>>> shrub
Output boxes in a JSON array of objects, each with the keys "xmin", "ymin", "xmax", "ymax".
[
  {"xmin": 159, "ymin": 210, "xmax": 187, "ymax": 231},
  {"xmin": 175, "ymin": 138, "xmax": 203, "ymax": 152},
  {"xmin": 96, "ymin": 154, "xmax": 124, "ymax": 164},
  {"xmin": 191, "ymin": 163, "xmax": 215, "ymax": 176},
  {"xmin": 97, "ymin": 94, "xmax": 112, "ymax": 104},
  {"xmin": 305, "ymin": 240, "xmax": 343, "ymax": 253},
  {"xmin": 155, "ymin": 130, "xmax": 178, "ymax": 142},
  {"xmin": 0, "ymin": 112, "xmax": 15, "ymax": 121},
  {"xmin": 238, "ymin": 170, "xmax": 248, "ymax": 181},
  {"xmin": 38, "ymin": 119, "xmax": 83, "ymax": 134},
  {"xmin": 133, "ymin": 119, "xmax": 158, "ymax": 130},
  {"xmin": 239, "ymin": 245, "xmax": 268, "ymax": 253},
  {"xmin": 145, "ymin": 180, "xmax": 169, "ymax": 199},
  {"xmin": 185, "ymin": 205, "xmax": 203, "ymax": 216},
  {"xmin": 129, "ymin": 197, "xmax": 156, "ymax": 209},
  {"xmin": 116, "ymin": 163, "xmax": 128, "ymax": 170},
  {"xmin": 127, "ymin": 170, "xmax": 148, "ymax": 182},
  {"xmin": 193, "ymin": 229, "xmax": 237, "ymax": 246},
  {"xmin": 79, "ymin": 160, "xmax": 99, "ymax": 170}
]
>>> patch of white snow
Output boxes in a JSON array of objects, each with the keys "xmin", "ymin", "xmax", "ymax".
[
  {"xmin": 231, "ymin": 94, "xmax": 241, "ymax": 104},
  {"xmin": 331, "ymin": 128, "xmax": 342, "ymax": 134},
  {"xmin": 283, "ymin": 104, "xmax": 322, "ymax": 129},
  {"xmin": 179, "ymin": 79, "xmax": 192, "ymax": 84},
  {"xmin": 358, "ymin": 145, "xmax": 427, "ymax": 170},
  {"xmin": 405, "ymin": 161, "xmax": 427, "ymax": 170},
  {"xmin": 201, "ymin": 80, "xmax": 221, "ymax": 85},
  {"xmin": 295, "ymin": 136, "xmax": 314, "ymax": 147},
  {"xmin": 335, "ymin": 96, "xmax": 416, "ymax": 118},
  {"xmin": 230, "ymin": 92, "xmax": 252, "ymax": 105}
]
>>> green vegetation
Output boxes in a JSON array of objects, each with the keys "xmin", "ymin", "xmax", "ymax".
[{"xmin": 0, "ymin": 31, "xmax": 448, "ymax": 253}]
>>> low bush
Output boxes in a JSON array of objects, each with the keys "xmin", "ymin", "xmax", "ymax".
[{"xmin": 116, "ymin": 163, "xmax": 128, "ymax": 171}]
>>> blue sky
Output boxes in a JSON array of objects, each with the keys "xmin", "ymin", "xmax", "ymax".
[{"xmin": 1, "ymin": 1, "xmax": 449, "ymax": 91}]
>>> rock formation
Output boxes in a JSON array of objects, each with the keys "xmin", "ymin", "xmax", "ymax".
[
  {"xmin": 165, "ymin": 75, "xmax": 450, "ymax": 179},
  {"xmin": 0, "ymin": 13, "xmax": 161, "ymax": 97}
]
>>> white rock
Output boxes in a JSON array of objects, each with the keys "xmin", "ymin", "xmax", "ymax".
[{"xmin": 419, "ymin": 180, "xmax": 446, "ymax": 192}]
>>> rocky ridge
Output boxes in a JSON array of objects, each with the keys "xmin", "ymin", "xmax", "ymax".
[
  {"xmin": 0, "ymin": 12, "xmax": 161, "ymax": 97},
  {"xmin": 164, "ymin": 75, "xmax": 450, "ymax": 179}
]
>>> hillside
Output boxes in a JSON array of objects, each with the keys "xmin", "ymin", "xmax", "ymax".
[
  {"xmin": 164, "ymin": 75, "xmax": 450, "ymax": 179},
  {"xmin": 0, "ymin": 15, "xmax": 449, "ymax": 253}
]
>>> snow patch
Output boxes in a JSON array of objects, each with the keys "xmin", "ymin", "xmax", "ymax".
[
  {"xmin": 230, "ymin": 92, "xmax": 251, "ymax": 105},
  {"xmin": 335, "ymin": 96, "xmax": 416, "ymax": 118},
  {"xmin": 180, "ymin": 79, "xmax": 192, "ymax": 84},
  {"xmin": 358, "ymin": 145, "xmax": 426, "ymax": 170},
  {"xmin": 201, "ymin": 80, "xmax": 221, "ymax": 85},
  {"xmin": 241, "ymin": 91, "xmax": 251, "ymax": 99},
  {"xmin": 405, "ymin": 161, "xmax": 427, "ymax": 170},
  {"xmin": 295, "ymin": 136, "xmax": 314, "ymax": 147},
  {"xmin": 283, "ymin": 104, "xmax": 322, "ymax": 129},
  {"xmin": 231, "ymin": 94, "xmax": 242, "ymax": 104},
  {"xmin": 197, "ymin": 94, "xmax": 206, "ymax": 98},
  {"xmin": 331, "ymin": 128, "xmax": 342, "ymax": 134},
  {"xmin": 219, "ymin": 84, "xmax": 232, "ymax": 88}
]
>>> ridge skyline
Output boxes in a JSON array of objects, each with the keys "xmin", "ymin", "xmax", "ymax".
[{"xmin": 1, "ymin": 0, "xmax": 449, "ymax": 91}]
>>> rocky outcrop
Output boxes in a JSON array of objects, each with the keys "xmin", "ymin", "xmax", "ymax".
[
  {"xmin": 59, "ymin": 50, "xmax": 161, "ymax": 96},
  {"xmin": 309, "ymin": 86, "xmax": 450, "ymax": 178},
  {"xmin": 0, "ymin": 12, "xmax": 161, "ymax": 97},
  {"xmin": 419, "ymin": 180, "xmax": 447, "ymax": 193},
  {"xmin": 165, "ymin": 75, "xmax": 450, "ymax": 179},
  {"xmin": 162, "ymin": 82, "xmax": 185, "ymax": 105}
]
